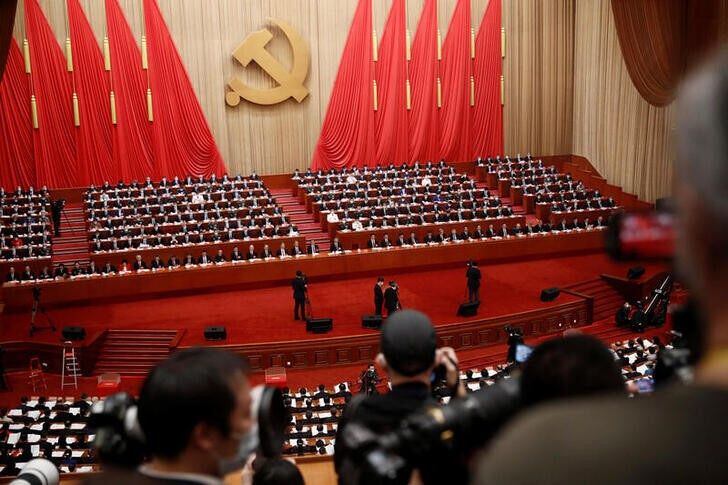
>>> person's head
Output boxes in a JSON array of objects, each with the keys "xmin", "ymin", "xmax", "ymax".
[
  {"xmin": 519, "ymin": 336, "xmax": 624, "ymax": 407},
  {"xmin": 676, "ymin": 49, "xmax": 728, "ymax": 343},
  {"xmin": 376, "ymin": 310, "xmax": 437, "ymax": 385},
  {"xmin": 253, "ymin": 458, "xmax": 304, "ymax": 485},
  {"xmin": 377, "ymin": 276, "xmax": 384, "ymax": 285},
  {"xmin": 138, "ymin": 348, "xmax": 252, "ymax": 476}
]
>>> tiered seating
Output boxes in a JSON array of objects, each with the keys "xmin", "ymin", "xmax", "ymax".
[
  {"xmin": 83, "ymin": 175, "xmax": 303, "ymax": 270},
  {"xmin": 476, "ymin": 156, "xmax": 619, "ymax": 226},
  {"xmin": 0, "ymin": 187, "xmax": 52, "ymax": 269},
  {"xmin": 280, "ymin": 383, "xmax": 352, "ymax": 457},
  {"xmin": 0, "ymin": 396, "xmax": 98, "ymax": 476},
  {"xmin": 294, "ymin": 163, "xmax": 513, "ymax": 231}
]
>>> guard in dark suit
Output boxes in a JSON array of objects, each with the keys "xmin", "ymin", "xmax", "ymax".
[
  {"xmin": 374, "ymin": 277, "xmax": 385, "ymax": 315},
  {"xmin": 292, "ymin": 270, "xmax": 308, "ymax": 320},
  {"xmin": 383, "ymin": 281, "xmax": 400, "ymax": 316},
  {"xmin": 466, "ymin": 261, "xmax": 482, "ymax": 303}
]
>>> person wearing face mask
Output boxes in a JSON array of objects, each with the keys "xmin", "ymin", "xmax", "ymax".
[{"xmin": 134, "ymin": 348, "xmax": 254, "ymax": 484}]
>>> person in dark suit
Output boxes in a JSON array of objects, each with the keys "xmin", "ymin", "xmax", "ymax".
[
  {"xmin": 292, "ymin": 270, "xmax": 308, "ymax": 320},
  {"xmin": 246, "ymin": 244, "xmax": 258, "ymax": 260},
  {"xmin": 198, "ymin": 250, "xmax": 211, "ymax": 265},
  {"xmin": 230, "ymin": 246, "xmax": 243, "ymax": 261},
  {"xmin": 133, "ymin": 255, "xmax": 147, "ymax": 271},
  {"xmin": 466, "ymin": 261, "xmax": 482, "ymax": 303},
  {"xmin": 330, "ymin": 238, "xmax": 343, "ymax": 253},
  {"xmin": 383, "ymin": 281, "xmax": 400, "ymax": 316},
  {"xmin": 167, "ymin": 255, "xmax": 180, "ymax": 268},
  {"xmin": 21, "ymin": 265, "xmax": 35, "ymax": 281},
  {"xmin": 151, "ymin": 255, "xmax": 165, "ymax": 270},
  {"xmin": 366, "ymin": 235, "xmax": 378, "ymax": 249},
  {"xmin": 214, "ymin": 249, "xmax": 226, "ymax": 264},
  {"xmin": 5, "ymin": 267, "xmax": 18, "ymax": 282},
  {"xmin": 183, "ymin": 253, "xmax": 196, "ymax": 266},
  {"xmin": 374, "ymin": 276, "xmax": 385, "ymax": 315},
  {"xmin": 308, "ymin": 241, "xmax": 319, "ymax": 255}
]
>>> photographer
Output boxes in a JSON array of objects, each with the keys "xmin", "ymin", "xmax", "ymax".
[
  {"xmin": 334, "ymin": 310, "xmax": 465, "ymax": 484},
  {"xmin": 473, "ymin": 50, "xmax": 728, "ymax": 483},
  {"xmin": 135, "ymin": 348, "xmax": 253, "ymax": 483}
]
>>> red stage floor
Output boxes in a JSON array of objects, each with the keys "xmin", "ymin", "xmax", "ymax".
[{"xmin": 0, "ymin": 252, "xmax": 664, "ymax": 347}]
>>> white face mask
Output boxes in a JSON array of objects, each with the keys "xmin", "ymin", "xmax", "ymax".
[{"xmin": 215, "ymin": 428, "xmax": 258, "ymax": 476}]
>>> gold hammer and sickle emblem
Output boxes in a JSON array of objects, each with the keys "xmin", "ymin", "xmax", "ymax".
[{"xmin": 226, "ymin": 18, "xmax": 310, "ymax": 106}]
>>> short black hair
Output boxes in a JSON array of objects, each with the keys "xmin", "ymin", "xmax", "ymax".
[
  {"xmin": 253, "ymin": 458, "xmax": 304, "ymax": 485},
  {"xmin": 138, "ymin": 347, "xmax": 249, "ymax": 459},
  {"xmin": 520, "ymin": 336, "xmax": 624, "ymax": 407}
]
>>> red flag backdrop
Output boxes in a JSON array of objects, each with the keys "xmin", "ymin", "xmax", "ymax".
[{"xmin": 472, "ymin": 0, "xmax": 503, "ymax": 157}]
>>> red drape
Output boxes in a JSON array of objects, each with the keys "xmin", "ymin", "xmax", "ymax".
[
  {"xmin": 408, "ymin": 0, "xmax": 440, "ymax": 163},
  {"xmin": 68, "ymin": 0, "xmax": 114, "ymax": 185},
  {"xmin": 472, "ymin": 0, "xmax": 503, "ymax": 158},
  {"xmin": 374, "ymin": 0, "xmax": 409, "ymax": 165},
  {"xmin": 25, "ymin": 0, "xmax": 78, "ymax": 188},
  {"xmin": 0, "ymin": 0, "xmax": 18, "ymax": 83},
  {"xmin": 105, "ymin": 0, "xmax": 155, "ymax": 182},
  {"xmin": 312, "ymin": 0, "xmax": 375, "ymax": 170},
  {"xmin": 0, "ymin": 40, "xmax": 35, "ymax": 189},
  {"xmin": 438, "ymin": 0, "xmax": 472, "ymax": 162},
  {"xmin": 143, "ymin": 0, "xmax": 225, "ymax": 179}
]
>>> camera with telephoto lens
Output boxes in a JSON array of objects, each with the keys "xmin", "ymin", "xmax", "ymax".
[
  {"xmin": 89, "ymin": 386, "xmax": 289, "ymax": 467},
  {"xmin": 339, "ymin": 377, "xmax": 521, "ymax": 483}
]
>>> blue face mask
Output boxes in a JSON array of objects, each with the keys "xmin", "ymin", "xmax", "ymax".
[{"xmin": 215, "ymin": 428, "xmax": 258, "ymax": 476}]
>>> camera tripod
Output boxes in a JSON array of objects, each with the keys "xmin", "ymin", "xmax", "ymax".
[{"xmin": 30, "ymin": 286, "xmax": 57, "ymax": 336}]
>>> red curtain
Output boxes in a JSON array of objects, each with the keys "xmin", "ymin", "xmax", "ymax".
[
  {"xmin": 143, "ymin": 0, "xmax": 225, "ymax": 178},
  {"xmin": 68, "ymin": 0, "xmax": 114, "ymax": 185},
  {"xmin": 0, "ymin": 0, "xmax": 18, "ymax": 83},
  {"xmin": 472, "ymin": 0, "xmax": 503, "ymax": 158},
  {"xmin": 105, "ymin": 0, "xmax": 155, "ymax": 183},
  {"xmin": 312, "ymin": 0, "xmax": 375, "ymax": 170},
  {"xmin": 0, "ymin": 40, "xmax": 35, "ymax": 189},
  {"xmin": 374, "ymin": 0, "xmax": 409, "ymax": 165},
  {"xmin": 25, "ymin": 0, "xmax": 78, "ymax": 188},
  {"xmin": 408, "ymin": 0, "xmax": 439, "ymax": 163},
  {"xmin": 438, "ymin": 0, "xmax": 472, "ymax": 162}
]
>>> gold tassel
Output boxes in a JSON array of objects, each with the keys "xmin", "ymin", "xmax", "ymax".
[
  {"xmin": 436, "ymin": 77, "xmax": 442, "ymax": 108},
  {"xmin": 470, "ymin": 28, "xmax": 475, "ymax": 59},
  {"xmin": 500, "ymin": 75, "xmax": 504, "ymax": 105},
  {"xmin": 73, "ymin": 93, "xmax": 80, "ymax": 126},
  {"xmin": 110, "ymin": 91, "xmax": 117, "ymax": 125},
  {"xmin": 147, "ymin": 88, "xmax": 154, "ymax": 122},
  {"xmin": 501, "ymin": 27, "xmax": 505, "ymax": 58},
  {"xmin": 23, "ymin": 39, "xmax": 31, "ymax": 73},
  {"xmin": 470, "ymin": 76, "xmax": 475, "ymax": 107},
  {"xmin": 372, "ymin": 80, "xmax": 378, "ymax": 111},
  {"xmin": 66, "ymin": 38, "xmax": 73, "ymax": 72},
  {"xmin": 141, "ymin": 35, "xmax": 148, "ymax": 69},
  {"xmin": 372, "ymin": 29, "xmax": 378, "ymax": 62},
  {"xmin": 406, "ymin": 30, "xmax": 411, "ymax": 61},
  {"xmin": 437, "ymin": 29, "xmax": 442, "ymax": 61},
  {"xmin": 31, "ymin": 95, "xmax": 39, "ymax": 129},
  {"xmin": 103, "ymin": 36, "xmax": 111, "ymax": 71},
  {"xmin": 406, "ymin": 79, "xmax": 411, "ymax": 110}
]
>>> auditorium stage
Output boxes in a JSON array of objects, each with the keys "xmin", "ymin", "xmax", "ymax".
[{"xmin": 0, "ymin": 252, "xmax": 664, "ymax": 347}]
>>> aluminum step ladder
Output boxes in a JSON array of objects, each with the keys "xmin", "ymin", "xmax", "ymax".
[{"xmin": 61, "ymin": 341, "xmax": 80, "ymax": 390}]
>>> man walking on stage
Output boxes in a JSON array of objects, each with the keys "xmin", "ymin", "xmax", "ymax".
[
  {"xmin": 466, "ymin": 260, "xmax": 482, "ymax": 303},
  {"xmin": 292, "ymin": 270, "xmax": 308, "ymax": 320},
  {"xmin": 384, "ymin": 281, "xmax": 400, "ymax": 317},
  {"xmin": 374, "ymin": 276, "xmax": 385, "ymax": 316}
]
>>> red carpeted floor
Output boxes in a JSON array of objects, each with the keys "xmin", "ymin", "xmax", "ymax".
[{"xmin": 0, "ymin": 253, "xmax": 665, "ymax": 346}]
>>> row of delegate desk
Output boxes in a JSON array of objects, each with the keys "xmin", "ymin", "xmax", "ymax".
[{"xmin": 2, "ymin": 229, "xmax": 606, "ymax": 311}]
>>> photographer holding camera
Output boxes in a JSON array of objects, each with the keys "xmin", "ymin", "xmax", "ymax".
[
  {"xmin": 334, "ymin": 310, "xmax": 465, "ymax": 485},
  {"xmin": 472, "ymin": 50, "xmax": 728, "ymax": 484}
]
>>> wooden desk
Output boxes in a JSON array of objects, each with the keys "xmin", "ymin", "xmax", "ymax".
[
  {"xmin": 89, "ymin": 236, "xmax": 306, "ymax": 267},
  {"xmin": 334, "ymin": 216, "xmax": 525, "ymax": 249},
  {"xmin": 0, "ymin": 258, "xmax": 52, "ymax": 279},
  {"xmin": 3, "ymin": 230, "xmax": 605, "ymax": 311},
  {"xmin": 509, "ymin": 186, "xmax": 524, "ymax": 206},
  {"xmin": 549, "ymin": 208, "xmax": 616, "ymax": 225}
]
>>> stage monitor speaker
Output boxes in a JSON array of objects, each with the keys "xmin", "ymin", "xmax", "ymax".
[
  {"xmin": 627, "ymin": 266, "xmax": 645, "ymax": 280},
  {"xmin": 362, "ymin": 315, "xmax": 383, "ymax": 329},
  {"xmin": 62, "ymin": 326, "xmax": 86, "ymax": 341},
  {"xmin": 457, "ymin": 301, "xmax": 480, "ymax": 317},
  {"xmin": 306, "ymin": 317, "xmax": 333, "ymax": 333},
  {"xmin": 540, "ymin": 287, "xmax": 560, "ymax": 302},
  {"xmin": 204, "ymin": 326, "xmax": 227, "ymax": 341}
]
